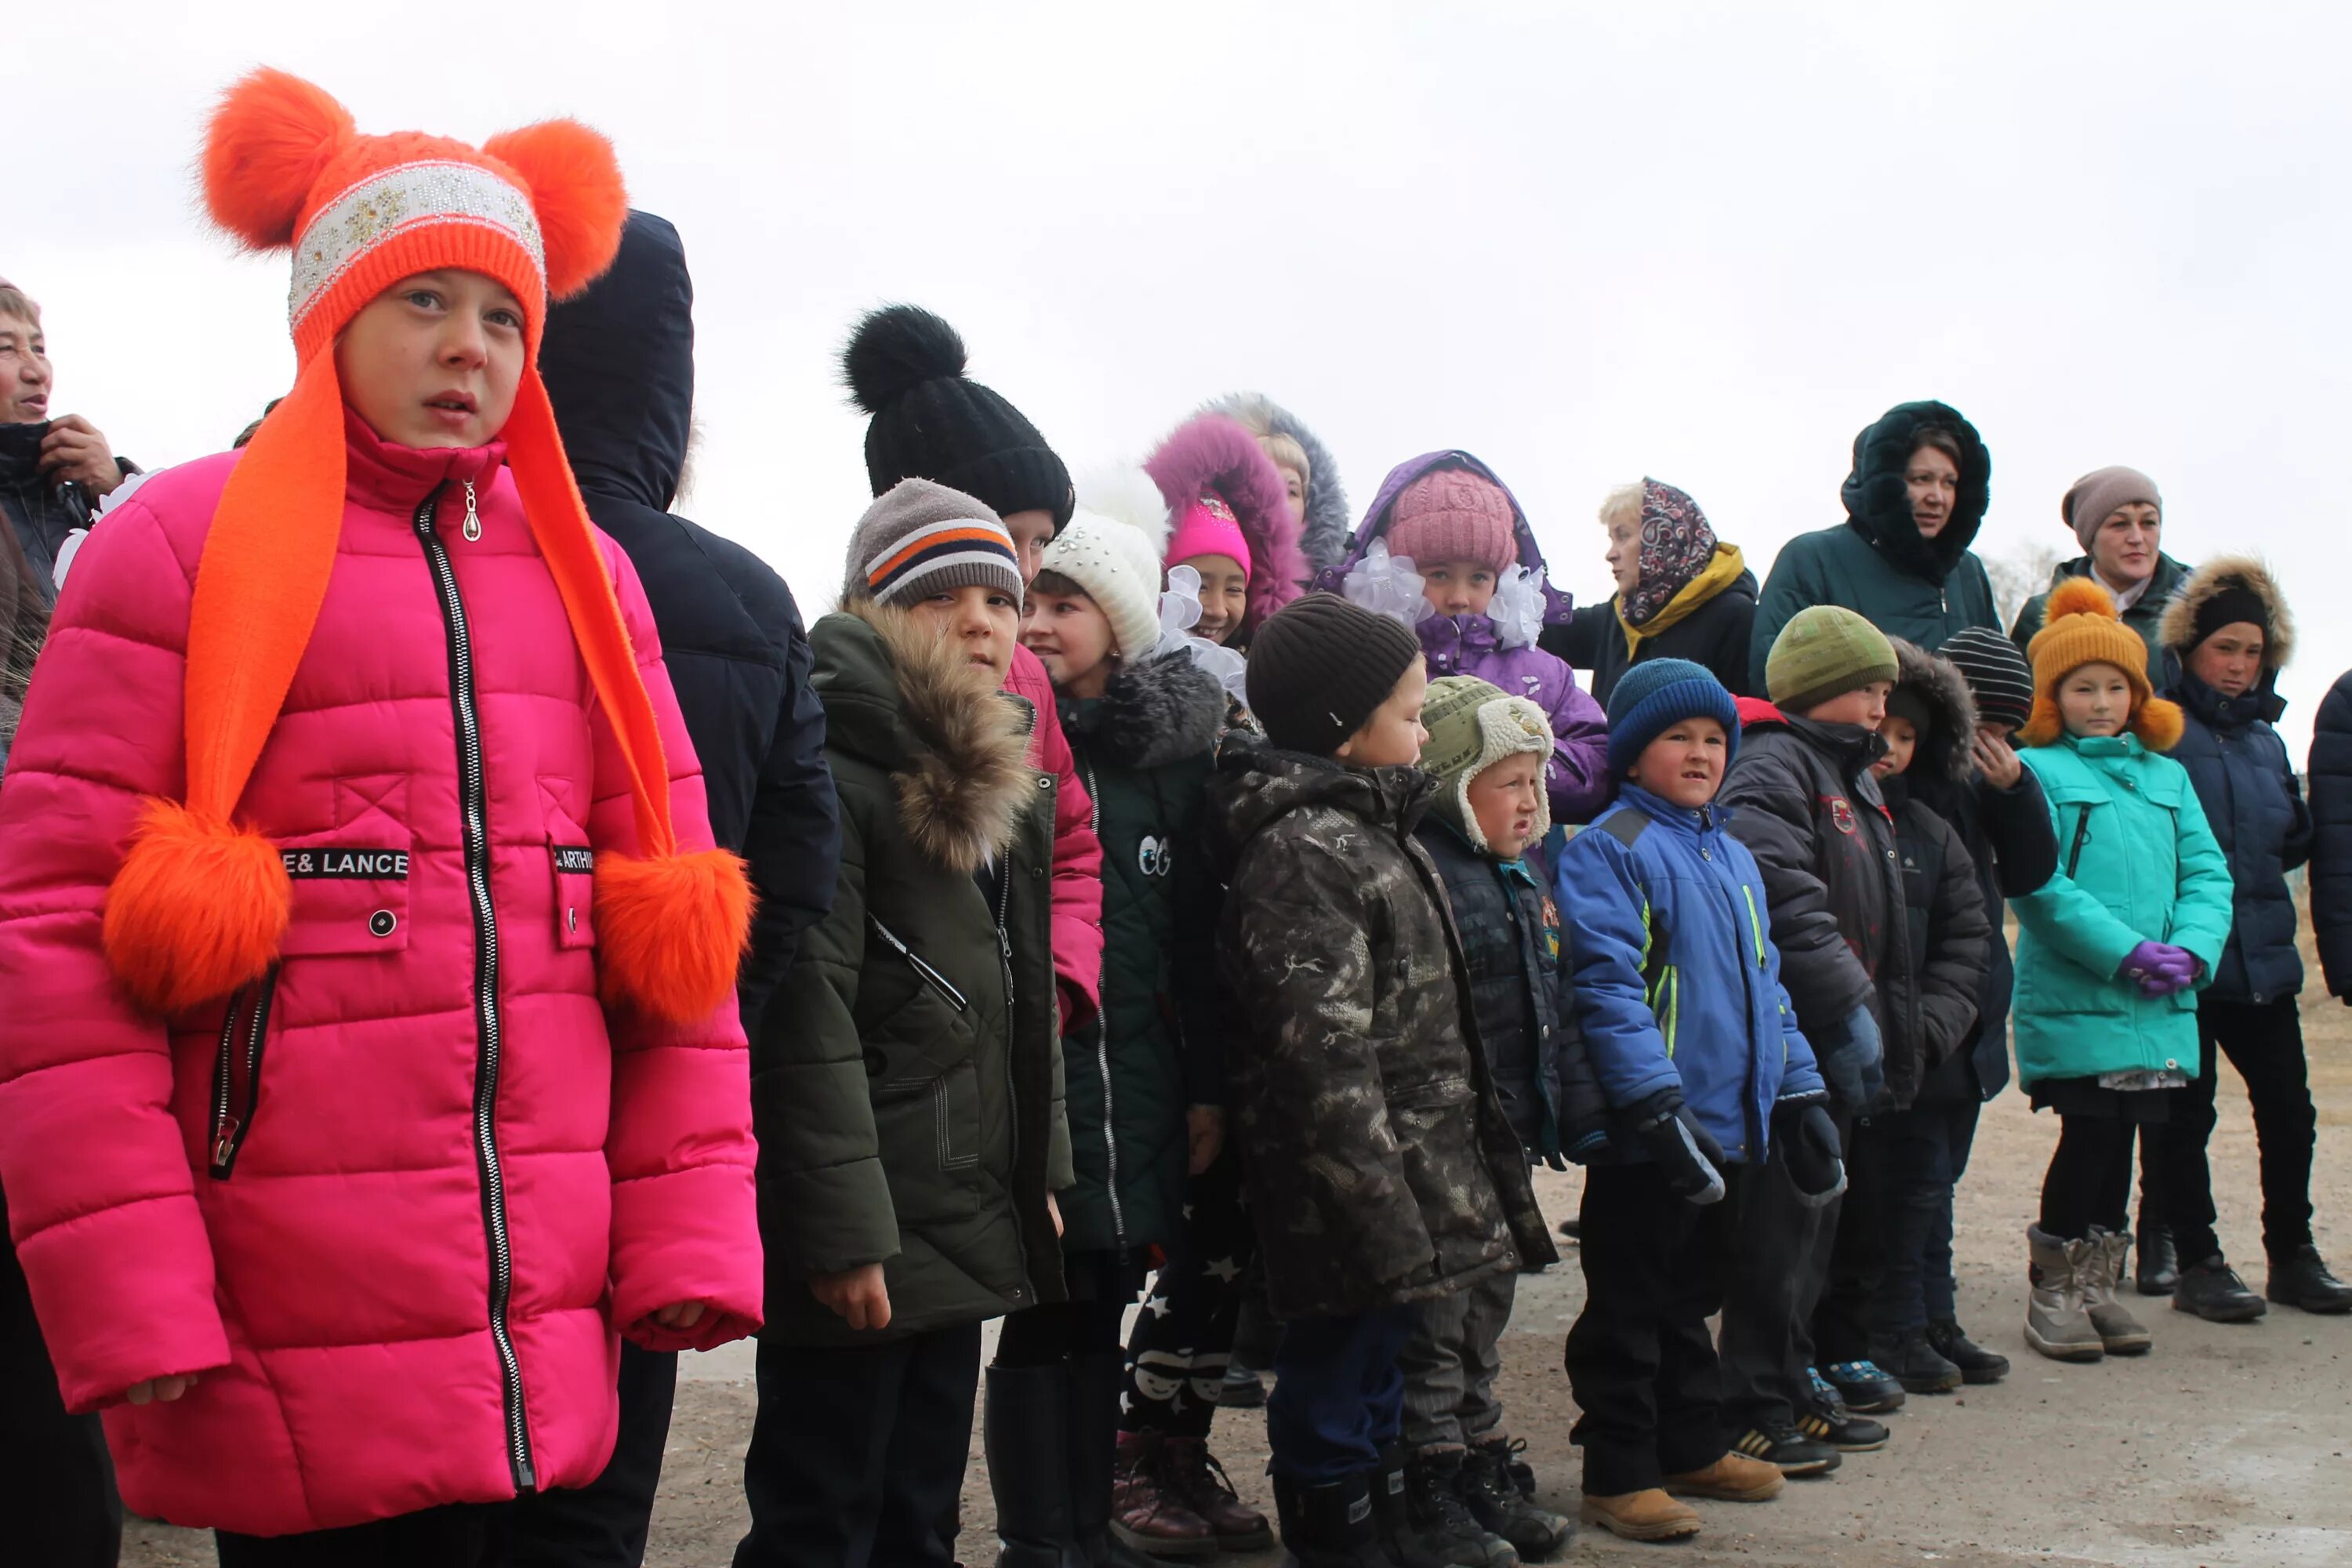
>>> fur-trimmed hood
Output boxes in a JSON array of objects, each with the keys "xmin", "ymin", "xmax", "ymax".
[
  {"xmin": 1203, "ymin": 392, "xmax": 1351, "ymax": 578},
  {"xmin": 1842, "ymin": 401, "xmax": 1991, "ymax": 585},
  {"xmin": 1888, "ymin": 637, "xmax": 1978, "ymax": 783},
  {"xmin": 815, "ymin": 598, "xmax": 1035, "ymax": 873},
  {"xmin": 1145, "ymin": 413, "xmax": 1306, "ymax": 646},
  {"xmin": 1060, "ymin": 647, "xmax": 1226, "ymax": 771},
  {"xmin": 2158, "ymin": 554, "xmax": 2294, "ymax": 670}
]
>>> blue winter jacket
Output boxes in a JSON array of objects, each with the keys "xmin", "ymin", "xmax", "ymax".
[
  {"xmin": 2165, "ymin": 674, "xmax": 2312, "ymax": 1006},
  {"xmin": 1558, "ymin": 785, "xmax": 1825, "ymax": 1164}
]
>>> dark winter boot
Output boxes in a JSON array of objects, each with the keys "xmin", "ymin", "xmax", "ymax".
[
  {"xmin": 1926, "ymin": 1318, "xmax": 2009, "ymax": 1384},
  {"xmin": 1069, "ymin": 1351, "xmax": 1162, "ymax": 1567},
  {"xmin": 2172, "ymin": 1255, "xmax": 2267, "ymax": 1323},
  {"xmin": 1272, "ymin": 1471, "xmax": 1396, "ymax": 1568},
  {"xmin": 1461, "ymin": 1440, "xmax": 1573, "ymax": 1560},
  {"xmin": 985, "ymin": 1363, "xmax": 1087, "ymax": 1567},
  {"xmin": 1370, "ymin": 1444, "xmax": 1515, "ymax": 1568},
  {"xmin": 2267, "ymin": 1245, "xmax": 2352, "ymax": 1315},
  {"xmin": 1109, "ymin": 1433, "xmax": 1217, "ymax": 1559},
  {"xmin": 1872, "ymin": 1330, "xmax": 1962, "ymax": 1394},
  {"xmin": 2134, "ymin": 1218, "xmax": 2179, "ymax": 1296},
  {"xmin": 1160, "ymin": 1437, "xmax": 1272, "ymax": 1553}
]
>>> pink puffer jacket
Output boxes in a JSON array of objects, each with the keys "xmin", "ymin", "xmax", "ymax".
[{"xmin": 0, "ymin": 424, "xmax": 764, "ymax": 1536}]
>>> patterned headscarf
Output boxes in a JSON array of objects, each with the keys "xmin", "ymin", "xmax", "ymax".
[{"xmin": 1619, "ymin": 478, "xmax": 1719, "ymax": 629}]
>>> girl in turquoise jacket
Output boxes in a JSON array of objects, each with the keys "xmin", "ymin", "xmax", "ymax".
[{"xmin": 2010, "ymin": 579, "xmax": 2233, "ymax": 1362}]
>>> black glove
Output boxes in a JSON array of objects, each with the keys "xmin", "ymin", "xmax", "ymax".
[
  {"xmin": 1775, "ymin": 1100, "xmax": 1846, "ymax": 1208},
  {"xmin": 1633, "ymin": 1092, "xmax": 1726, "ymax": 1206}
]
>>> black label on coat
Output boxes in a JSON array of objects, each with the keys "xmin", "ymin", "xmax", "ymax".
[
  {"xmin": 281, "ymin": 848, "xmax": 409, "ymax": 880},
  {"xmin": 552, "ymin": 846, "xmax": 596, "ymax": 875}
]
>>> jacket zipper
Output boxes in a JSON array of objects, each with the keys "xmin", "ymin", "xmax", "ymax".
[
  {"xmin": 868, "ymin": 916, "xmax": 970, "ymax": 1011},
  {"xmin": 2065, "ymin": 804, "xmax": 2094, "ymax": 878},
  {"xmin": 1080, "ymin": 760, "xmax": 1124, "ymax": 1248},
  {"xmin": 413, "ymin": 485, "xmax": 535, "ymax": 1494},
  {"xmin": 208, "ymin": 968, "xmax": 281, "ymax": 1178}
]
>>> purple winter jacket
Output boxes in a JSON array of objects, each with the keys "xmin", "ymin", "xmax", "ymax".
[{"xmin": 1316, "ymin": 451, "xmax": 1613, "ymax": 825}]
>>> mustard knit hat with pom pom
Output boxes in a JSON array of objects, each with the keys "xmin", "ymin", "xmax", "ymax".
[{"xmin": 2020, "ymin": 576, "xmax": 2183, "ymax": 750}]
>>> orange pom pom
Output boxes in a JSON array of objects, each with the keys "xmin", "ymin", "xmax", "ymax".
[
  {"xmin": 593, "ymin": 848, "xmax": 754, "ymax": 1022},
  {"xmin": 2045, "ymin": 575, "xmax": 2121, "ymax": 623},
  {"xmin": 103, "ymin": 800, "xmax": 290, "ymax": 1015},
  {"xmin": 481, "ymin": 119, "xmax": 628, "ymax": 299},
  {"xmin": 202, "ymin": 67, "xmax": 357, "ymax": 250}
]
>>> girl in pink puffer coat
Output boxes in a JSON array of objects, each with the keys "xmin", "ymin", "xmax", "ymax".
[{"xmin": 0, "ymin": 71, "xmax": 763, "ymax": 1552}]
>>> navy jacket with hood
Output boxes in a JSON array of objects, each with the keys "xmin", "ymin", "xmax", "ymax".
[{"xmin": 541, "ymin": 211, "xmax": 842, "ymax": 1033}]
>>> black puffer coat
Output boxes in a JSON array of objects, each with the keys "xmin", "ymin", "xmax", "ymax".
[
  {"xmin": 1542, "ymin": 566, "xmax": 1759, "ymax": 705},
  {"xmin": 0, "ymin": 419, "xmax": 112, "ymax": 600},
  {"xmin": 1414, "ymin": 819, "xmax": 1608, "ymax": 1164},
  {"xmin": 1055, "ymin": 649, "xmax": 1227, "ymax": 1255},
  {"xmin": 2158, "ymin": 557, "xmax": 2308, "ymax": 1006},
  {"xmin": 542, "ymin": 211, "xmax": 841, "ymax": 1030},
  {"xmin": 2309, "ymin": 668, "xmax": 2352, "ymax": 999},
  {"xmin": 1211, "ymin": 742, "xmax": 1555, "ymax": 1320}
]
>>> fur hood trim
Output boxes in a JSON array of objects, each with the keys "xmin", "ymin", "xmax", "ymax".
[
  {"xmin": 1145, "ymin": 413, "xmax": 1305, "ymax": 644},
  {"xmin": 1065, "ymin": 648, "xmax": 1227, "ymax": 771},
  {"xmin": 2158, "ymin": 554, "xmax": 2294, "ymax": 669},
  {"xmin": 843, "ymin": 598, "xmax": 1035, "ymax": 873},
  {"xmin": 1204, "ymin": 392, "xmax": 1351, "ymax": 577},
  {"xmin": 1888, "ymin": 637, "xmax": 1978, "ymax": 783}
]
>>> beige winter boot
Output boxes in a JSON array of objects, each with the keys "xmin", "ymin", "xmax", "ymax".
[
  {"xmin": 2082, "ymin": 1226, "xmax": 2153, "ymax": 1355},
  {"xmin": 2025, "ymin": 1226, "xmax": 2106, "ymax": 1363}
]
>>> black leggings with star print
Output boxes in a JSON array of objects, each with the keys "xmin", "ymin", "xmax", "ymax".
[{"xmin": 1120, "ymin": 1150, "xmax": 1260, "ymax": 1439}]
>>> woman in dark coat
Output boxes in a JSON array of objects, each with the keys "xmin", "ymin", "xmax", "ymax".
[{"xmin": 1543, "ymin": 477, "xmax": 1757, "ymax": 703}]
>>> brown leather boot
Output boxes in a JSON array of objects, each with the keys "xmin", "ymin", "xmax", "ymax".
[
  {"xmin": 1662, "ymin": 1452, "xmax": 1786, "ymax": 1502},
  {"xmin": 1110, "ymin": 1432, "xmax": 1218, "ymax": 1559},
  {"xmin": 1160, "ymin": 1436, "xmax": 1273, "ymax": 1553},
  {"xmin": 1577, "ymin": 1490, "xmax": 1700, "ymax": 1541}
]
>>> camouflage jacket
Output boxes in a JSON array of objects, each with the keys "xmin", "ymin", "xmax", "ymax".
[{"xmin": 1210, "ymin": 742, "xmax": 1557, "ymax": 1320}]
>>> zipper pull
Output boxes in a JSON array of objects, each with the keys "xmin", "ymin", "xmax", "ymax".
[
  {"xmin": 212, "ymin": 1118, "xmax": 241, "ymax": 1171},
  {"xmin": 463, "ymin": 480, "xmax": 481, "ymax": 543}
]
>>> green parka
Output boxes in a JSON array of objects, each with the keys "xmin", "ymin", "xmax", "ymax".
[
  {"xmin": 2011, "ymin": 728, "xmax": 2235, "ymax": 1087},
  {"xmin": 752, "ymin": 600, "xmax": 1072, "ymax": 1345},
  {"xmin": 1054, "ymin": 648, "xmax": 1228, "ymax": 1256}
]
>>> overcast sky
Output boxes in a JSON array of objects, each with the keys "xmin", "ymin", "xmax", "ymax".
[{"xmin": 15, "ymin": 2, "xmax": 2349, "ymax": 752}]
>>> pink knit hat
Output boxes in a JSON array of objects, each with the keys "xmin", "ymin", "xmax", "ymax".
[
  {"xmin": 1385, "ymin": 467, "xmax": 1516, "ymax": 572},
  {"xmin": 1164, "ymin": 487, "xmax": 1253, "ymax": 575}
]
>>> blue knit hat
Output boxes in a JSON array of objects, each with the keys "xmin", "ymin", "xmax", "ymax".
[{"xmin": 1605, "ymin": 658, "xmax": 1740, "ymax": 775}]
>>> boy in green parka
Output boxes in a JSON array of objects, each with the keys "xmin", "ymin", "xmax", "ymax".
[{"xmin": 2010, "ymin": 579, "xmax": 2234, "ymax": 1364}]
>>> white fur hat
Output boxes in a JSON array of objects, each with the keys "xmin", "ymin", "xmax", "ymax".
[{"xmin": 1039, "ymin": 465, "xmax": 1171, "ymax": 660}]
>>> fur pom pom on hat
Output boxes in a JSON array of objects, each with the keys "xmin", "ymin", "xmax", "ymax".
[
  {"xmin": 1146, "ymin": 413, "xmax": 1305, "ymax": 646},
  {"xmin": 1418, "ymin": 675, "xmax": 1555, "ymax": 851},
  {"xmin": 1038, "ymin": 466, "xmax": 1171, "ymax": 660},
  {"xmin": 2020, "ymin": 576, "xmax": 2183, "ymax": 750},
  {"xmin": 108, "ymin": 69, "xmax": 751, "ymax": 1024},
  {"xmin": 841, "ymin": 304, "xmax": 1073, "ymax": 529}
]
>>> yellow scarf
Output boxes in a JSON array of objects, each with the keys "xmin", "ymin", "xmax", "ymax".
[{"xmin": 1618, "ymin": 543, "xmax": 1748, "ymax": 659}]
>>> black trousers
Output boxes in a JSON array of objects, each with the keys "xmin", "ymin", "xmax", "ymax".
[
  {"xmin": 1566, "ymin": 1163, "xmax": 1736, "ymax": 1495},
  {"xmin": 1812, "ymin": 1114, "xmax": 1891, "ymax": 1366},
  {"xmin": 998, "ymin": 1250, "xmax": 1138, "ymax": 1365},
  {"xmin": 2041, "ymin": 1115, "xmax": 2135, "ymax": 1240},
  {"xmin": 0, "ymin": 1174, "xmax": 122, "ymax": 1568},
  {"xmin": 2157, "ymin": 996, "xmax": 2318, "ymax": 1265},
  {"xmin": 1123, "ymin": 1151, "xmax": 1257, "ymax": 1439},
  {"xmin": 497, "ymin": 1341, "xmax": 677, "ymax": 1566},
  {"xmin": 1719, "ymin": 1121, "xmax": 1837, "ymax": 1432},
  {"xmin": 735, "ymin": 1323, "xmax": 982, "ymax": 1568},
  {"xmin": 217, "ymin": 1505, "xmax": 511, "ymax": 1567},
  {"xmin": 1873, "ymin": 1098, "xmax": 1981, "ymax": 1334}
]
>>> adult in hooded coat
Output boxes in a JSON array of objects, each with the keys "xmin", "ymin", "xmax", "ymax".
[
  {"xmin": 1544, "ymin": 477, "xmax": 1758, "ymax": 704},
  {"xmin": 2009, "ymin": 466, "xmax": 2187, "ymax": 693},
  {"xmin": 512, "ymin": 210, "xmax": 844, "ymax": 1567},
  {"xmin": 1750, "ymin": 401, "xmax": 1998, "ymax": 689}
]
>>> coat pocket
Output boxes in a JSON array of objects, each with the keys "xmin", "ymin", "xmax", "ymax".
[
  {"xmin": 538, "ymin": 781, "xmax": 597, "ymax": 950},
  {"xmin": 864, "ymin": 916, "xmax": 985, "ymax": 1222},
  {"xmin": 277, "ymin": 830, "xmax": 413, "ymax": 956},
  {"xmin": 208, "ymin": 968, "xmax": 281, "ymax": 1178}
]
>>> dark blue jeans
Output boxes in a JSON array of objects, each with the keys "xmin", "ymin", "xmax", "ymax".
[
  {"xmin": 1873, "ymin": 1099, "xmax": 1982, "ymax": 1334},
  {"xmin": 1267, "ymin": 1305, "xmax": 1417, "ymax": 1483}
]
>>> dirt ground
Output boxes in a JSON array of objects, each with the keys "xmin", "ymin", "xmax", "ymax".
[{"xmin": 125, "ymin": 983, "xmax": 2352, "ymax": 1566}]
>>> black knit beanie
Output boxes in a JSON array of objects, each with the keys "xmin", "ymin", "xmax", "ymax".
[
  {"xmin": 1246, "ymin": 593, "xmax": 1424, "ymax": 757},
  {"xmin": 842, "ymin": 304, "xmax": 1073, "ymax": 529}
]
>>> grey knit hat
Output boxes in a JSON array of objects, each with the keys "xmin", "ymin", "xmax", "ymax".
[{"xmin": 842, "ymin": 477, "xmax": 1025, "ymax": 609}]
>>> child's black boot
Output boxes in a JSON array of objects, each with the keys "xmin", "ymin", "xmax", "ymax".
[
  {"xmin": 984, "ymin": 1363, "xmax": 1086, "ymax": 1567},
  {"xmin": 1272, "ymin": 1472, "xmax": 1397, "ymax": 1568},
  {"xmin": 1068, "ymin": 1350, "xmax": 1161, "ymax": 1567},
  {"xmin": 1872, "ymin": 1330, "xmax": 1962, "ymax": 1394},
  {"xmin": 1925, "ymin": 1318, "xmax": 2009, "ymax": 1383},
  {"xmin": 1460, "ymin": 1440, "xmax": 1573, "ymax": 1560},
  {"xmin": 1372, "ymin": 1444, "xmax": 1516, "ymax": 1568}
]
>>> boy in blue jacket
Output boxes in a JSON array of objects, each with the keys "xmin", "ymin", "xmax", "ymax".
[{"xmin": 1558, "ymin": 661, "xmax": 1846, "ymax": 1545}]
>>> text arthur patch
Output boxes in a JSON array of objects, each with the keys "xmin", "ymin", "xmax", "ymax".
[
  {"xmin": 282, "ymin": 848, "xmax": 410, "ymax": 880},
  {"xmin": 552, "ymin": 846, "xmax": 596, "ymax": 875}
]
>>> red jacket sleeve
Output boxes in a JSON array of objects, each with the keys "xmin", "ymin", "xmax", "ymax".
[
  {"xmin": 1007, "ymin": 646, "xmax": 1104, "ymax": 1033},
  {"xmin": 0, "ymin": 495, "xmax": 232, "ymax": 1410},
  {"xmin": 588, "ymin": 542, "xmax": 764, "ymax": 1352}
]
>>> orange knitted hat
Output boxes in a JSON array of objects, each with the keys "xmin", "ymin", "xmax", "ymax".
[
  {"xmin": 2018, "ymin": 576, "xmax": 2183, "ymax": 751},
  {"xmin": 102, "ymin": 68, "xmax": 749, "ymax": 1021}
]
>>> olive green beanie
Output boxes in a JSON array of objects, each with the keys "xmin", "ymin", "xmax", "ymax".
[
  {"xmin": 1766, "ymin": 605, "xmax": 1899, "ymax": 714},
  {"xmin": 1417, "ymin": 674, "xmax": 1554, "ymax": 851}
]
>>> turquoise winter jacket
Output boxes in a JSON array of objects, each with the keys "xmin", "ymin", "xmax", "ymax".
[{"xmin": 2010, "ymin": 734, "xmax": 2234, "ymax": 1087}]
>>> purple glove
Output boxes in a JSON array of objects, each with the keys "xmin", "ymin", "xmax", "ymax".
[{"xmin": 2122, "ymin": 942, "xmax": 2197, "ymax": 996}]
